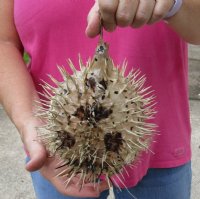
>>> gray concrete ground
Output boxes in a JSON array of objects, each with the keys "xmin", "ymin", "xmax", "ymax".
[
  {"xmin": 188, "ymin": 45, "xmax": 200, "ymax": 100},
  {"xmin": 0, "ymin": 45, "xmax": 200, "ymax": 199}
]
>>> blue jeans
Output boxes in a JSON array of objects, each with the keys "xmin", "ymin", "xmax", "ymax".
[{"xmin": 28, "ymin": 159, "xmax": 191, "ymax": 199}]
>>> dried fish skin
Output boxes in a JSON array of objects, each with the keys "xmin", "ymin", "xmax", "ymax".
[{"xmin": 36, "ymin": 40, "xmax": 157, "ymax": 190}]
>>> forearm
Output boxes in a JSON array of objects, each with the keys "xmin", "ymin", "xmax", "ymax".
[
  {"xmin": 167, "ymin": 0, "xmax": 200, "ymax": 44},
  {"xmin": 0, "ymin": 43, "xmax": 38, "ymax": 133}
]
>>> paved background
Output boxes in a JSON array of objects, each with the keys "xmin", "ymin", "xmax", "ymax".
[{"xmin": 0, "ymin": 45, "xmax": 200, "ymax": 199}]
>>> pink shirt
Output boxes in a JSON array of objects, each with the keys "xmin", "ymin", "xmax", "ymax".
[{"xmin": 14, "ymin": 0, "xmax": 191, "ymax": 187}]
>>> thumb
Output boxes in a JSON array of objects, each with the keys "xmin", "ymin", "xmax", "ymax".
[
  {"xmin": 85, "ymin": 2, "xmax": 101, "ymax": 38},
  {"xmin": 20, "ymin": 118, "xmax": 48, "ymax": 172},
  {"xmin": 25, "ymin": 138, "xmax": 47, "ymax": 172}
]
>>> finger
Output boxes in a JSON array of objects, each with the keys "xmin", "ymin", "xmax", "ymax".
[
  {"xmin": 86, "ymin": 2, "xmax": 101, "ymax": 38},
  {"xmin": 99, "ymin": 180, "xmax": 110, "ymax": 192},
  {"xmin": 148, "ymin": 0, "xmax": 174, "ymax": 24},
  {"xmin": 20, "ymin": 117, "xmax": 47, "ymax": 171},
  {"xmin": 132, "ymin": 0, "xmax": 156, "ymax": 28},
  {"xmin": 25, "ymin": 138, "xmax": 47, "ymax": 171},
  {"xmin": 116, "ymin": 0, "xmax": 139, "ymax": 27},
  {"xmin": 98, "ymin": 0, "xmax": 118, "ymax": 31},
  {"xmin": 51, "ymin": 178, "xmax": 100, "ymax": 197},
  {"xmin": 22, "ymin": 120, "xmax": 47, "ymax": 171}
]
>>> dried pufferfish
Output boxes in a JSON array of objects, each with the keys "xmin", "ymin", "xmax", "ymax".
[{"xmin": 36, "ymin": 38, "xmax": 156, "ymax": 189}]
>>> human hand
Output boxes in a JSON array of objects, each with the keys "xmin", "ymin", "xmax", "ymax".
[
  {"xmin": 20, "ymin": 117, "xmax": 109, "ymax": 197},
  {"xmin": 86, "ymin": 0, "xmax": 175, "ymax": 37},
  {"xmin": 40, "ymin": 155, "xmax": 109, "ymax": 197}
]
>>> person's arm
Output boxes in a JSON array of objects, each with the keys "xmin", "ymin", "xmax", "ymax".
[
  {"xmin": 0, "ymin": 0, "xmax": 47, "ymax": 171},
  {"xmin": 166, "ymin": 0, "xmax": 200, "ymax": 44},
  {"xmin": 0, "ymin": 0, "xmax": 108, "ymax": 196},
  {"xmin": 86, "ymin": 0, "xmax": 200, "ymax": 44}
]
